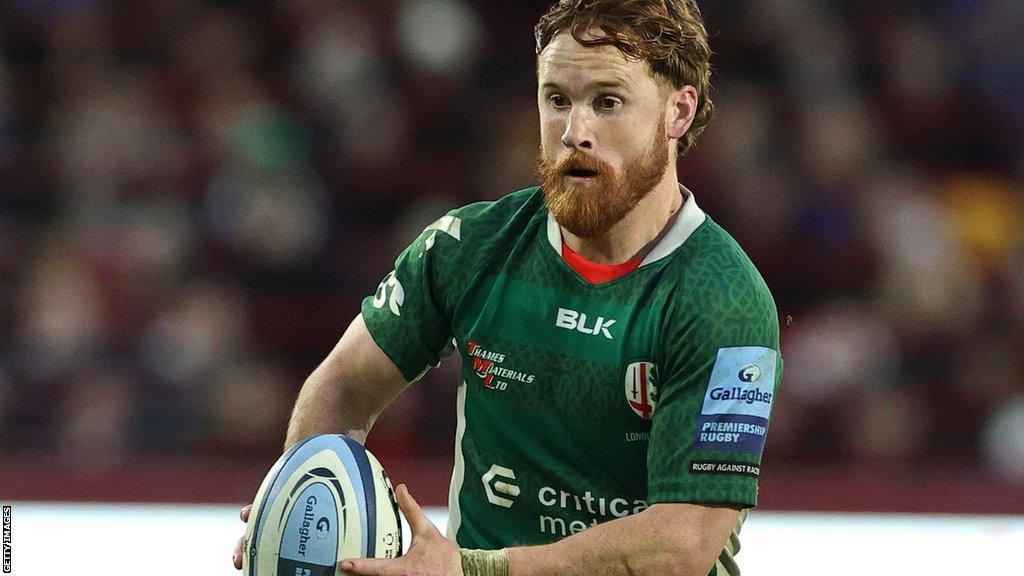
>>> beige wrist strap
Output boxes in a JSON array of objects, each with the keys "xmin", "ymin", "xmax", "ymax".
[{"xmin": 459, "ymin": 548, "xmax": 510, "ymax": 576}]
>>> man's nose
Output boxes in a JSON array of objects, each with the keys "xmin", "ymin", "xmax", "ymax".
[{"xmin": 561, "ymin": 107, "xmax": 594, "ymax": 150}]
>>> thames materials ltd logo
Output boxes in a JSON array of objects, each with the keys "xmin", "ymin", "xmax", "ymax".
[
  {"xmin": 482, "ymin": 465, "xmax": 521, "ymax": 508},
  {"xmin": 466, "ymin": 341, "xmax": 535, "ymax": 391},
  {"xmin": 555, "ymin": 308, "xmax": 616, "ymax": 339},
  {"xmin": 624, "ymin": 361, "xmax": 658, "ymax": 419}
]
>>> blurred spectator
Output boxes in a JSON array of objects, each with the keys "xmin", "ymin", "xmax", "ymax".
[
  {"xmin": 0, "ymin": 0, "xmax": 1022, "ymax": 482},
  {"xmin": 0, "ymin": 364, "xmax": 10, "ymax": 436},
  {"xmin": 782, "ymin": 301, "xmax": 900, "ymax": 407},
  {"xmin": 139, "ymin": 280, "xmax": 249, "ymax": 388},
  {"xmin": 984, "ymin": 396, "xmax": 1024, "ymax": 479},
  {"xmin": 396, "ymin": 0, "xmax": 482, "ymax": 77},
  {"xmin": 58, "ymin": 366, "xmax": 135, "ymax": 466},
  {"xmin": 0, "ymin": 59, "xmax": 12, "ymax": 167},
  {"xmin": 203, "ymin": 161, "xmax": 333, "ymax": 269},
  {"xmin": 14, "ymin": 245, "xmax": 105, "ymax": 383},
  {"xmin": 843, "ymin": 387, "xmax": 933, "ymax": 465},
  {"xmin": 862, "ymin": 168, "xmax": 981, "ymax": 325},
  {"xmin": 201, "ymin": 360, "xmax": 292, "ymax": 453}
]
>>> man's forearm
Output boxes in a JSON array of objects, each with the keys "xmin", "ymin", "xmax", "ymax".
[
  {"xmin": 507, "ymin": 513, "xmax": 685, "ymax": 576},
  {"xmin": 284, "ymin": 366, "xmax": 370, "ymax": 449},
  {"xmin": 283, "ymin": 314, "xmax": 410, "ymax": 450},
  {"xmin": 504, "ymin": 503, "xmax": 737, "ymax": 576}
]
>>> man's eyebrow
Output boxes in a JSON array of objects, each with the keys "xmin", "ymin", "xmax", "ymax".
[
  {"xmin": 540, "ymin": 79, "xmax": 631, "ymax": 92},
  {"xmin": 593, "ymin": 80, "xmax": 630, "ymax": 90}
]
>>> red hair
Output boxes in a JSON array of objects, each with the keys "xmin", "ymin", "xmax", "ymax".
[{"xmin": 535, "ymin": 0, "xmax": 715, "ymax": 156}]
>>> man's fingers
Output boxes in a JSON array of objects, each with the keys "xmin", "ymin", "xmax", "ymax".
[
  {"xmin": 232, "ymin": 536, "xmax": 244, "ymax": 570},
  {"xmin": 233, "ymin": 505, "xmax": 252, "ymax": 570},
  {"xmin": 339, "ymin": 558, "xmax": 402, "ymax": 576},
  {"xmin": 395, "ymin": 484, "xmax": 433, "ymax": 537}
]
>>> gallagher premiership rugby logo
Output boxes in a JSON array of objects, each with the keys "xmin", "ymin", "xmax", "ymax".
[
  {"xmin": 694, "ymin": 347, "xmax": 777, "ymax": 456},
  {"xmin": 624, "ymin": 361, "xmax": 658, "ymax": 419}
]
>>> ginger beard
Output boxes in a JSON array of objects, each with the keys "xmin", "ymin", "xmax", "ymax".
[{"xmin": 539, "ymin": 121, "xmax": 670, "ymax": 239}]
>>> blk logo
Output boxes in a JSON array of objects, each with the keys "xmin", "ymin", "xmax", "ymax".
[
  {"xmin": 555, "ymin": 308, "xmax": 616, "ymax": 339},
  {"xmin": 482, "ymin": 465, "xmax": 520, "ymax": 508}
]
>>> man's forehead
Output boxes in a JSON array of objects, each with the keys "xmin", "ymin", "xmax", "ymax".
[{"xmin": 537, "ymin": 30, "xmax": 648, "ymax": 87}]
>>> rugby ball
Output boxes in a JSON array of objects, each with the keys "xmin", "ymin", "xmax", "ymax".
[{"xmin": 242, "ymin": 434, "xmax": 403, "ymax": 576}]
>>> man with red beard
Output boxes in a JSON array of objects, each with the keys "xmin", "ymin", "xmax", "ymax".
[{"xmin": 235, "ymin": 1, "xmax": 782, "ymax": 575}]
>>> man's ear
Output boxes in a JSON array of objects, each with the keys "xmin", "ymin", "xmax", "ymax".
[{"xmin": 666, "ymin": 85, "xmax": 698, "ymax": 140}]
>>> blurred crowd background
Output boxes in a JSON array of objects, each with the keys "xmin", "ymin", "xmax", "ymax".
[{"xmin": 1, "ymin": 0, "xmax": 1023, "ymax": 487}]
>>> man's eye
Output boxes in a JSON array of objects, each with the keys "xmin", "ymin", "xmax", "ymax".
[
  {"xmin": 597, "ymin": 97, "xmax": 620, "ymax": 110},
  {"xmin": 550, "ymin": 95, "xmax": 569, "ymax": 108}
]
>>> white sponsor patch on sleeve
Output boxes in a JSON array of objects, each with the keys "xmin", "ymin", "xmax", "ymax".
[{"xmin": 694, "ymin": 346, "xmax": 778, "ymax": 455}]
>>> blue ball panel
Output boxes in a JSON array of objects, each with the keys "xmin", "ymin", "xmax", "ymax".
[
  {"xmin": 340, "ymin": 435, "xmax": 378, "ymax": 558},
  {"xmin": 279, "ymin": 481, "xmax": 339, "ymax": 566}
]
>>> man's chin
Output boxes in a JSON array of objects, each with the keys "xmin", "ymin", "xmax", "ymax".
[
  {"xmin": 550, "ymin": 211, "xmax": 616, "ymax": 239},
  {"xmin": 556, "ymin": 222, "xmax": 602, "ymax": 239},
  {"xmin": 543, "ymin": 180, "xmax": 622, "ymax": 238}
]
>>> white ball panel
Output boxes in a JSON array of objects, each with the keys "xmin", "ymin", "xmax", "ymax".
[{"xmin": 242, "ymin": 435, "xmax": 403, "ymax": 576}]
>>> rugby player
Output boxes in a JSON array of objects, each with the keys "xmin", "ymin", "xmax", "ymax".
[{"xmin": 234, "ymin": 1, "xmax": 782, "ymax": 574}]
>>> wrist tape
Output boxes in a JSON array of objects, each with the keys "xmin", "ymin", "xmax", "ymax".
[{"xmin": 459, "ymin": 548, "xmax": 510, "ymax": 576}]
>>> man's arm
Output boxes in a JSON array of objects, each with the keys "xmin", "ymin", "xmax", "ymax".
[
  {"xmin": 343, "ymin": 488, "xmax": 739, "ymax": 576},
  {"xmin": 234, "ymin": 313, "xmax": 410, "ymax": 570},
  {"xmin": 284, "ymin": 313, "xmax": 410, "ymax": 449},
  {"xmin": 508, "ymin": 503, "xmax": 739, "ymax": 576}
]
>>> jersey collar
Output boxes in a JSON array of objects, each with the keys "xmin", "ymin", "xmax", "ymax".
[{"xmin": 545, "ymin": 185, "xmax": 707, "ymax": 267}]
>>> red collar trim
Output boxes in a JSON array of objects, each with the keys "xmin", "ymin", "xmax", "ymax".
[{"xmin": 561, "ymin": 240, "xmax": 643, "ymax": 284}]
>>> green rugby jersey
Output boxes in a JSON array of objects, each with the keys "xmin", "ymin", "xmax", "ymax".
[{"xmin": 361, "ymin": 186, "xmax": 782, "ymax": 576}]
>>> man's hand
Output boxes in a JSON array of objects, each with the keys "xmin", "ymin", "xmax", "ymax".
[
  {"xmin": 232, "ymin": 504, "xmax": 251, "ymax": 570},
  {"xmin": 340, "ymin": 484, "xmax": 462, "ymax": 576}
]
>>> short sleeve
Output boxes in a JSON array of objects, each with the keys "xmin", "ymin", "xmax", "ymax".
[
  {"xmin": 646, "ymin": 278, "xmax": 782, "ymax": 508},
  {"xmin": 361, "ymin": 215, "xmax": 462, "ymax": 382}
]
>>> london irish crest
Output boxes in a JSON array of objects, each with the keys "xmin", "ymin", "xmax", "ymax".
[{"xmin": 625, "ymin": 361, "xmax": 658, "ymax": 419}]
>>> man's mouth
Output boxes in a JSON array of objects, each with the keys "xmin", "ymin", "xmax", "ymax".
[{"xmin": 564, "ymin": 168, "xmax": 600, "ymax": 178}]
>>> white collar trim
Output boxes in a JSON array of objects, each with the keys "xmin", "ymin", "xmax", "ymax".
[
  {"xmin": 639, "ymin": 185, "xmax": 707, "ymax": 265},
  {"xmin": 546, "ymin": 209, "xmax": 563, "ymax": 254},
  {"xmin": 544, "ymin": 185, "xmax": 707, "ymax": 266}
]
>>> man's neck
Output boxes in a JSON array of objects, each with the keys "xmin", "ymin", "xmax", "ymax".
[{"xmin": 561, "ymin": 169, "xmax": 684, "ymax": 265}]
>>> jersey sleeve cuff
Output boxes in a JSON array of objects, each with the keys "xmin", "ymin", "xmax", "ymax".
[
  {"xmin": 361, "ymin": 298, "xmax": 433, "ymax": 382},
  {"xmin": 647, "ymin": 481, "xmax": 758, "ymax": 509}
]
